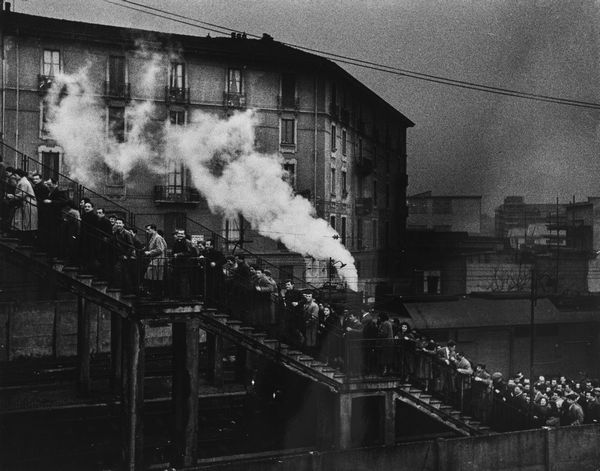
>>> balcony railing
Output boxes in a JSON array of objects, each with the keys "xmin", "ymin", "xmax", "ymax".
[
  {"xmin": 38, "ymin": 74, "xmax": 54, "ymax": 94},
  {"xmin": 223, "ymin": 91, "xmax": 246, "ymax": 109},
  {"xmin": 153, "ymin": 185, "xmax": 201, "ymax": 204},
  {"xmin": 355, "ymin": 197, "xmax": 373, "ymax": 216},
  {"xmin": 104, "ymin": 81, "xmax": 131, "ymax": 101},
  {"xmin": 165, "ymin": 86, "xmax": 190, "ymax": 104},
  {"xmin": 277, "ymin": 95, "xmax": 299, "ymax": 110},
  {"xmin": 355, "ymin": 157, "xmax": 374, "ymax": 176}
]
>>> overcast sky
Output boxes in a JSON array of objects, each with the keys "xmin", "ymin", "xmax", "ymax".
[{"xmin": 14, "ymin": 0, "xmax": 600, "ymax": 214}]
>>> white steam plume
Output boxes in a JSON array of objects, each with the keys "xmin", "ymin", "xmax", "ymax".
[
  {"xmin": 166, "ymin": 111, "xmax": 358, "ymax": 289},
  {"xmin": 45, "ymin": 67, "xmax": 358, "ymax": 290}
]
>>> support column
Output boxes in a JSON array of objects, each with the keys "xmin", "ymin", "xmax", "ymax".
[
  {"xmin": 172, "ymin": 318, "xmax": 201, "ymax": 467},
  {"xmin": 121, "ymin": 319, "xmax": 145, "ymax": 471},
  {"xmin": 315, "ymin": 388, "xmax": 334, "ymax": 449},
  {"xmin": 206, "ymin": 331, "xmax": 223, "ymax": 388},
  {"xmin": 383, "ymin": 391, "xmax": 396, "ymax": 446},
  {"xmin": 77, "ymin": 295, "xmax": 91, "ymax": 396},
  {"xmin": 336, "ymin": 393, "xmax": 353, "ymax": 449},
  {"xmin": 111, "ymin": 313, "xmax": 123, "ymax": 390}
]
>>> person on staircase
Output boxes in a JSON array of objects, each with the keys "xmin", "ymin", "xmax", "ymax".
[
  {"xmin": 143, "ymin": 224, "xmax": 167, "ymax": 299},
  {"xmin": 111, "ymin": 218, "xmax": 136, "ymax": 294},
  {"xmin": 5, "ymin": 169, "xmax": 38, "ymax": 244},
  {"xmin": 42, "ymin": 177, "xmax": 69, "ymax": 257}
]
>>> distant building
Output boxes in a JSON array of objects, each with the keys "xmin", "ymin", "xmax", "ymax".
[
  {"xmin": 494, "ymin": 196, "xmax": 565, "ymax": 239},
  {"xmin": 407, "ymin": 191, "xmax": 482, "ymax": 234}
]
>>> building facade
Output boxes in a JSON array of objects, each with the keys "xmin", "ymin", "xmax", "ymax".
[
  {"xmin": 407, "ymin": 191, "xmax": 482, "ymax": 234},
  {"xmin": 0, "ymin": 8, "xmax": 413, "ymax": 295}
]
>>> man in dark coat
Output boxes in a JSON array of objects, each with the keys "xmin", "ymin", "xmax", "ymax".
[
  {"xmin": 42, "ymin": 177, "xmax": 69, "ymax": 256},
  {"xmin": 111, "ymin": 218, "xmax": 136, "ymax": 293},
  {"xmin": 171, "ymin": 228, "xmax": 194, "ymax": 299}
]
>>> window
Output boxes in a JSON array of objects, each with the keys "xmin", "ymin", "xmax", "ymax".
[
  {"xmin": 341, "ymin": 217, "xmax": 347, "ymax": 246},
  {"xmin": 228, "ymin": 68, "xmax": 242, "ymax": 93},
  {"xmin": 108, "ymin": 107, "xmax": 125, "ymax": 143},
  {"xmin": 224, "ymin": 217, "xmax": 241, "ymax": 242},
  {"xmin": 341, "ymin": 170, "xmax": 347, "ymax": 197},
  {"xmin": 41, "ymin": 151, "xmax": 60, "ymax": 180},
  {"xmin": 170, "ymin": 62, "xmax": 185, "ymax": 89},
  {"xmin": 167, "ymin": 161, "xmax": 188, "ymax": 195},
  {"xmin": 282, "ymin": 161, "xmax": 296, "ymax": 188},
  {"xmin": 108, "ymin": 56, "xmax": 126, "ymax": 94},
  {"xmin": 384, "ymin": 221, "xmax": 390, "ymax": 247},
  {"xmin": 385, "ymin": 183, "xmax": 390, "ymax": 208},
  {"xmin": 330, "ymin": 215, "xmax": 336, "ymax": 231},
  {"xmin": 107, "ymin": 167, "xmax": 124, "ymax": 187},
  {"xmin": 281, "ymin": 73, "xmax": 296, "ymax": 107},
  {"xmin": 43, "ymin": 50, "xmax": 60, "ymax": 76},
  {"xmin": 356, "ymin": 219, "xmax": 363, "ymax": 249},
  {"xmin": 331, "ymin": 124, "xmax": 337, "ymax": 152},
  {"xmin": 169, "ymin": 110, "xmax": 185, "ymax": 126},
  {"xmin": 373, "ymin": 180, "xmax": 378, "ymax": 207},
  {"xmin": 372, "ymin": 220, "xmax": 378, "ymax": 249},
  {"xmin": 281, "ymin": 118, "xmax": 295, "ymax": 145},
  {"xmin": 342, "ymin": 129, "xmax": 347, "ymax": 156},
  {"xmin": 330, "ymin": 167, "xmax": 336, "ymax": 195},
  {"xmin": 432, "ymin": 199, "xmax": 452, "ymax": 214},
  {"xmin": 331, "ymin": 83, "xmax": 337, "ymax": 106}
]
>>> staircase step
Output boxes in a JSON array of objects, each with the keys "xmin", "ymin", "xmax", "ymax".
[
  {"xmin": 52, "ymin": 260, "xmax": 67, "ymax": 272},
  {"xmin": 0, "ymin": 237, "xmax": 20, "ymax": 246},
  {"xmin": 62, "ymin": 266, "xmax": 80, "ymax": 277},
  {"xmin": 297, "ymin": 355, "xmax": 313, "ymax": 363},
  {"xmin": 106, "ymin": 288, "xmax": 122, "ymax": 301},
  {"xmin": 225, "ymin": 320, "xmax": 243, "ymax": 331},
  {"xmin": 287, "ymin": 350, "xmax": 302, "ymax": 357},
  {"xmin": 251, "ymin": 333, "xmax": 267, "ymax": 343},
  {"xmin": 477, "ymin": 426, "xmax": 492, "ymax": 433},
  {"xmin": 262, "ymin": 339, "xmax": 278, "ymax": 349},
  {"xmin": 239, "ymin": 327, "xmax": 255, "ymax": 335},
  {"xmin": 278, "ymin": 343, "xmax": 290, "ymax": 354},
  {"xmin": 91, "ymin": 281, "xmax": 108, "ymax": 293},
  {"xmin": 213, "ymin": 314, "xmax": 230, "ymax": 323},
  {"xmin": 320, "ymin": 367, "xmax": 336, "ymax": 378},
  {"xmin": 76, "ymin": 274, "xmax": 94, "ymax": 286},
  {"xmin": 16, "ymin": 245, "xmax": 35, "ymax": 255}
]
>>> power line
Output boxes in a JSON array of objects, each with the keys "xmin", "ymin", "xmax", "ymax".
[{"xmin": 103, "ymin": 0, "xmax": 600, "ymax": 110}]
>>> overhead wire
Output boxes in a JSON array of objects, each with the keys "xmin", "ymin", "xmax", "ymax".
[{"xmin": 103, "ymin": 0, "xmax": 600, "ymax": 110}]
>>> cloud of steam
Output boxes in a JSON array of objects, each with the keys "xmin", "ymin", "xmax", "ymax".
[{"xmin": 45, "ymin": 65, "xmax": 358, "ymax": 289}]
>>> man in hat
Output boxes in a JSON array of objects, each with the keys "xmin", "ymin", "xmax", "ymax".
[{"xmin": 565, "ymin": 392, "xmax": 584, "ymax": 425}]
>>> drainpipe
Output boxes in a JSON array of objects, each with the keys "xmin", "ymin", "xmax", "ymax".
[
  {"xmin": 14, "ymin": 27, "xmax": 19, "ymax": 163},
  {"xmin": 313, "ymin": 75, "xmax": 317, "ymax": 205}
]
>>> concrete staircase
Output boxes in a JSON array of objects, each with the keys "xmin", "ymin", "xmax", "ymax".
[
  {"xmin": 396, "ymin": 383, "xmax": 493, "ymax": 436},
  {"xmin": 0, "ymin": 235, "xmax": 494, "ymax": 437}
]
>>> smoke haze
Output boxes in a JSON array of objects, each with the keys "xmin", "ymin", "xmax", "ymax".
[{"xmin": 45, "ymin": 67, "xmax": 358, "ymax": 289}]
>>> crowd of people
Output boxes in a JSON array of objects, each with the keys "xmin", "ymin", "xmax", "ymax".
[{"xmin": 2, "ymin": 166, "xmax": 599, "ymax": 431}]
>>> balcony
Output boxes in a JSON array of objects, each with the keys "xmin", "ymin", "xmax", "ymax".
[
  {"xmin": 355, "ymin": 157, "xmax": 374, "ymax": 176},
  {"xmin": 277, "ymin": 95, "xmax": 299, "ymax": 110},
  {"xmin": 165, "ymin": 86, "xmax": 190, "ymax": 105},
  {"xmin": 223, "ymin": 91, "xmax": 246, "ymax": 109},
  {"xmin": 38, "ymin": 75, "xmax": 54, "ymax": 95},
  {"xmin": 153, "ymin": 185, "xmax": 201, "ymax": 205},
  {"xmin": 355, "ymin": 197, "xmax": 373, "ymax": 216},
  {"xmin": 104, "ymin": 81, "xmax": 131, "ymax": 101}
]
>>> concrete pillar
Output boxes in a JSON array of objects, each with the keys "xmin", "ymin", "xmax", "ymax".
[
  {"xmin": 77, "ymin": 295, "xmax": 91, "ymax": 396},
  {"xmin": 121, "ymin": 319, "xmax": 145, "ymax": 471},
  {"xmin": 336, "ymin": 393, "xmax": 353, "ymax": 449},
  {"xmin": 383, "ymin": 391, "xmax": 396, "ymax": 446},
  {"xmin": 111, "ymin": 313, "xmax": 123, "ymax": 391},
  {"xmin": 436, "ymin": 437, "xmax": 447, "ymax": 471},
  {"xmin": 206, "ymin": 331, "xmax": 223, "ymax": 388},
  {"xmin": 315, "ymin": 388, "xmax": 334, "ymax": 449},
  {"xmin": 172, "ymin": 318, "xmax": 201, "ymax": 467}
]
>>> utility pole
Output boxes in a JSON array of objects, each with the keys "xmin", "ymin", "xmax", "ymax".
[
  {"xmin": 529, "ymin": 269, "xmax": 536, "ymax": 389},
  {"xmin": 555, "ymin": 197, "xmax": 559, "ymax": 293}
]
